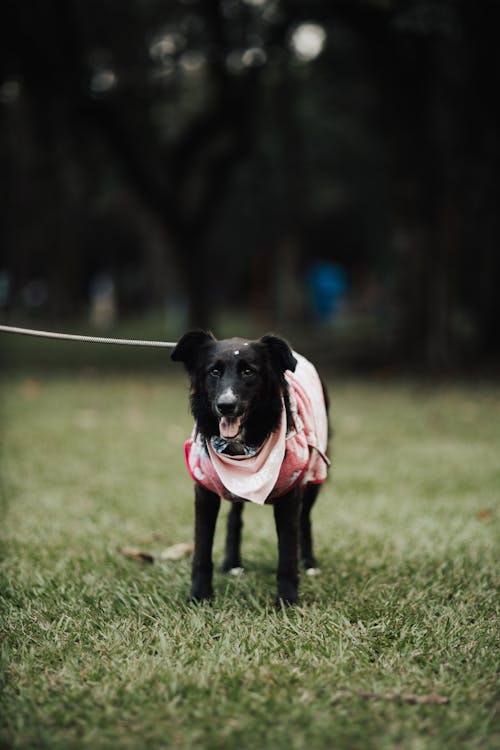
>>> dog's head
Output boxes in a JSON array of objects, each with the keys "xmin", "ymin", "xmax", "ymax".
[{"xmin": 171, "ymin": 330, "xmax": 297, "ymax": 444}]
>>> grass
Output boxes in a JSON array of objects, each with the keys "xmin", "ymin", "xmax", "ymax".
[{"xmin": 0, "ymin": 371, "xmax": 499, "ymax": 749}]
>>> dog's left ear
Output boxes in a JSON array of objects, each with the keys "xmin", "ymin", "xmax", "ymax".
[
  {"xmin": 171, "ymin": 329, "xmax": 216, "ymax": 372},
  {"xmin": 259, "ymin": 334, "xmax": 297, "ymax": 374}
]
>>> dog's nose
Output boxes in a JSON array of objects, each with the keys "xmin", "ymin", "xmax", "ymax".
[
  {"xmin": 217, "ymin": 399, "xmax": 236, "ymax": 416},
  {"xmin": 216, "ymin": 388, "xmax": 237, "ymax": 416}
]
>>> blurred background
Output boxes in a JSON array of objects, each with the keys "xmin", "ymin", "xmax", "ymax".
[{"xmin": 1, "ymin": 0, "xmax": 499, "ymax": 372}]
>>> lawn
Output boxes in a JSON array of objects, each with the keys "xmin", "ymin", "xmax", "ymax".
[{"xmin": 1, "ymin": 372, "xmax": 499, "ymax": 749}]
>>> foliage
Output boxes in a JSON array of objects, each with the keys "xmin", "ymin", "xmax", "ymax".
[
  {"xmin": 1, "ymin": 1, "xmax": 500, "ymax": 361},
  {"xmin": 1, "ymin": 373, "xmax": 499, "ymax": 748}
]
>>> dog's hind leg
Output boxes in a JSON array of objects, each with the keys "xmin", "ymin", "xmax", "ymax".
[
  {"xmin": 273, "ymin": 488, "xmax": 302, "ymax": 606},
  {"xmin": 300, "ymin": 483, "xmax": 320, "ymax": 573},
  {"xmin": 222, "ymin": 502, "xmax": 245, "ymax": 574},
  {"xmin": 190, "ymin": 485, "xmax": 221, "ymax": 602}
]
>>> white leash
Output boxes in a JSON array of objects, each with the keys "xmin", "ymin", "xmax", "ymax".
[{"xmin": 0, "ymin": 324, "xmax": 177, "ymax": 349}]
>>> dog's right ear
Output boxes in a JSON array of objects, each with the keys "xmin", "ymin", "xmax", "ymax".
[
  {"xmin": 171, "ymin": 329, "xmax": 216, "ymax": 372},
  {"xmin": 259, "ymin": 334, "xmax": 297, "ymax": 374}
]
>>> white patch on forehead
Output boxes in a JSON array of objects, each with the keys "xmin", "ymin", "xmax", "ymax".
[{"xmin": 233, "ymin": 350, "xmax": 239, "ymax": 356}]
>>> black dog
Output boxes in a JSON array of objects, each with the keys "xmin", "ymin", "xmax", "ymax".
[{"xmin": 171, "ymin": 330, "xmax": 329, "ymax": 606}]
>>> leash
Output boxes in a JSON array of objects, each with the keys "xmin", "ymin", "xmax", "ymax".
[{"xmin": 0, "ymin": 324, "xmax": 177, "ymax": 349}]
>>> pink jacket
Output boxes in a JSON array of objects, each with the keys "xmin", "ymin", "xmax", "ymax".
[{"xmin": 184, "ymin": 352, "xmax": 329, "ymax": 504}]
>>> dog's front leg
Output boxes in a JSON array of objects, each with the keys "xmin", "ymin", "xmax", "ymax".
[
  {"xmin": 222, "ymin": 502, "xmax": 244, "ymax": 573},
  {"xmin": 273, "ymin": 488, "xmax": 302, "ymax": 606},
  {"xmin": 190, "ymin": 485, "xmax": 221, "ymax": 602}
]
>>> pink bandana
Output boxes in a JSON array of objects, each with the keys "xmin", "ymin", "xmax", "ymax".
[{"xmin": 184, "ymin": 352, "xmax": 329, "ymax": 504}]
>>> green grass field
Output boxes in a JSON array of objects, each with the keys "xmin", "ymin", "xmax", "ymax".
[{"xmin": 1, "ymin": 373, "xmax": 499, "ymax": 749}]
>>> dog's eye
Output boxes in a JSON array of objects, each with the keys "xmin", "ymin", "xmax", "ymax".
[
  {"xmin": 209, "ymin": 367, "xmax": 222, "ymax": 378},
  {"xmin": 241, "ymin": 368, "xmax": 256, "ymax": 378}
]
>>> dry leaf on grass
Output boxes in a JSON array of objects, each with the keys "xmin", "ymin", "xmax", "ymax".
[
  {"xmin": 476, "ymin": 508, "xmax": 494, "ymax": 522},
  {"xmin": 117, "ymin": 541, "xmax": 193, "ymax": 564},
  {"xmin": 159, "ymin": 542, "xmax": 194, "ymax": 561},
  {"xmin": 117, "ymin": 546, "xmax": 154, "ymax": 564}
]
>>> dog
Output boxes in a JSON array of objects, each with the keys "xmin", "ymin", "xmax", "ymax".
[{"xmin": 171, "ymin": 330, "xmax": 330, "ymax": 606}]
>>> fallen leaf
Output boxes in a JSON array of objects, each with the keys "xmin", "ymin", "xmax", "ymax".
[
  {"xmin": 406, "ymin": 693, "xmax": 450, "ymax": 705},
  {"xmin": 159, "ymin": 542, "xmax": 194, "ymax": 561},
  {"xmin": 117, "ymin": 546, "xmax": 154, "ymax": 564},
  {"xmin": 476, "ymin": 508, "xmax": 494, "ymax": 522}
]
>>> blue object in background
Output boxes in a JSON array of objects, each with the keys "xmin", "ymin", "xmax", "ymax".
[{"xmin": 308, "ymin": 262, "xmax": 348, "ymax": 322}]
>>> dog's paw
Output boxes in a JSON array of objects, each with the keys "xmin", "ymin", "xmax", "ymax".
[
  {"xmin": 305, "ymin": 567, "xmax": 321, "ymax": 577},
  {"xmin": 227, "ymin": 566, "xmax": 244, "ymax": 577},
  {"xmin": 221, "ymin": 560, "xmax": 243, "ymax": 574},
  {"xmin": 275, "ymin": 596, "xmax": 300, "ymax": 610},
  {"xmin": 187, "ymin": 586, "xmax": 214, "ymax": 604},
  {"xmin": 187, "ymin": 595, "xmax": 214, "ymax": 605}
]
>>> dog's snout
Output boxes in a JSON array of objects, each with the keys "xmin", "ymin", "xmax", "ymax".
[
  {"xmin": 217, "ymin": 401, "xmax": 236, "ymax": 416},
  {"xmin": 216, "ymin": 387, "xmax": 238, "ymax": 416}
]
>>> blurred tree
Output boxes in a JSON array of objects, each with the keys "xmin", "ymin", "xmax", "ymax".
[{"xmin": 0, "ymin": 0, "xmax": 499, "ymax": 364}]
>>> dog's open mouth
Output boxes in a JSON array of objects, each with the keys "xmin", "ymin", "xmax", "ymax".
[{"xmin": 219, "ymin": 415, "xmax": 243, "ymax": 439}]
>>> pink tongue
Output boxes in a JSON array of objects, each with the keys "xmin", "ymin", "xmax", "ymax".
[{"xmin": 219, "ymin": 416, "xmax": 242, "ymax": 439}]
